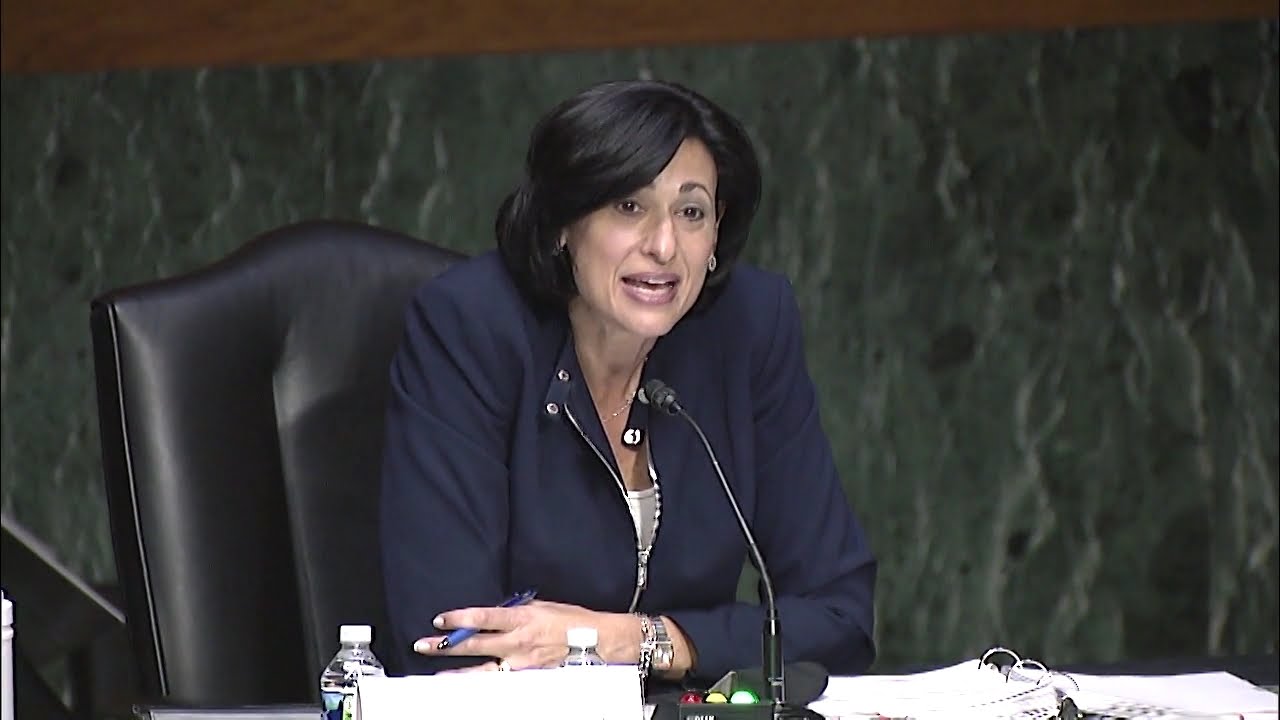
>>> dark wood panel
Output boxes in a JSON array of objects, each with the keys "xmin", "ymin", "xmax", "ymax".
[{"xmin": 2, "ymin": 0, "xmax": 1276, "ymax": 75}]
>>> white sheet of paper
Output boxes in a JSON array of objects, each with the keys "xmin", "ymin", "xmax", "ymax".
[
  {"xmin": 1067, "ymin": 671, "xmax": 1279, "ymax": 716},
  {"xmin": 356, "ymin": 665, "xmax": 645, "ymax": 720}
]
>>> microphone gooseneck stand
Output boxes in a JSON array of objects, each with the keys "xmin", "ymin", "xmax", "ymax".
[{"xmin": 640, "ymin": 380, "xmax": 824, "ymax": 720}]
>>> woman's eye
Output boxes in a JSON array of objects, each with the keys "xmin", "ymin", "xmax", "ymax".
[
  {"xmin": 616, "ymin": 200, "xmax": 641, "ymax": 214},
  {"xmin": 681, "ymin": 206, "xmax": 707, "ymax": 221}
]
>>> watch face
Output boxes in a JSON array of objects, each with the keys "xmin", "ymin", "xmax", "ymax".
[{"xmin": 653, "ymin": 645, "xmax": 675, "ymax": 670}]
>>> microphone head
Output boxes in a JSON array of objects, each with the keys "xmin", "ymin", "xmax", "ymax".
[
  {"xmin": 640, "ymin": 379, "xmax": 680, "ymax": 415},
  {"xmin": 639, "ymin": 379, "xmax": 663, "ymax": 405}
]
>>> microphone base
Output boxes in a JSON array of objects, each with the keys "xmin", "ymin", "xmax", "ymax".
[
  {"xmin": 772, "ymin": 703, "xmax": 825, "ymax": 720},
  {"xmin": 677, "ymin": 703, "xmax": 823, "ymax": 720}
]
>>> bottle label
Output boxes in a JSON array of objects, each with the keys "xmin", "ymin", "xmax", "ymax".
[{"xmin": 321, "ymin": 690, "xmax": 346, "ymax": 720}]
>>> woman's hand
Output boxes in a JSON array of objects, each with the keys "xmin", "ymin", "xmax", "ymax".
[{"xmin": 413, "ymin": 600, "xmax": 642, "ymax": 672}]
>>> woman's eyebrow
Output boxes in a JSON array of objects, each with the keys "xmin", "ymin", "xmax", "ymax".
[{"xmin": 676, "ymin": 181, "xmax": 713, "ymax": 199}]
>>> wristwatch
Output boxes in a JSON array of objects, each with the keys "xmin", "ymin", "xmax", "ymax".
[{"xmin": 647, "ymin": 615, "xmax": 675, "ymax": 673}]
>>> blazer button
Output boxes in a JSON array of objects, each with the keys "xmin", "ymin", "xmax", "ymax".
[
  {"xmin": 545, "ymin": 402, "xmax": 560, "ymax": 415},
  {"xmin": 557, "ymin": 369, "xmax": 570, "ymax": 382}
]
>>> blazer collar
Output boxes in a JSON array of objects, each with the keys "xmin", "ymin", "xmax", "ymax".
[
  {"xmin": 537, "ymin": 307, "xmax": 709, "ymax": 487},
  {"xmin": 540, "ymin": 318, "xmax": 656, "ymax": 451}
]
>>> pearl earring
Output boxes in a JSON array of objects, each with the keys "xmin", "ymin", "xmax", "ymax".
[{"xmin": 707, "ymin": 254, "xmax": 718, "ymax": 273}]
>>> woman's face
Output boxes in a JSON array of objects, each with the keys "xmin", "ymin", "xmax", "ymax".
[{"xmin": 563, "ymin": 138, "xmax": 719, "ymax": 342}]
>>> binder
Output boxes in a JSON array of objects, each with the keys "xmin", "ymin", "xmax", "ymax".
[
  {"xmin": 974, "ymin": 647, "xmax": 1270, "ymax": 719},
  {"xmin": 807, "ymin": 645, "xmax": 1278, "ymax": 719}
]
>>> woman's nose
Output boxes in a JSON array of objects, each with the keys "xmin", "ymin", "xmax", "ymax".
[{"xmin": 643, "ymin": 215, "xmax": 677, "ymax": 263}]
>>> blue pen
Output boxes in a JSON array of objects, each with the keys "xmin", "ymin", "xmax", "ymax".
[{"xmin": 436, "ymin": 589, "xmax": 537, "ymax": 650}]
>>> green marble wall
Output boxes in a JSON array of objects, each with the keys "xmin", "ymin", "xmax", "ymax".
[{"xmin": 1, "ymin": 21, "xmax": 1276, "ymax": 670}]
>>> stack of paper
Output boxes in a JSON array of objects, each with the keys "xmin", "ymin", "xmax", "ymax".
[
  {"xmin": 808, "ymin": 660, "xmax": 1279, "ymax": 719},
  {"xmin": 809, "ymin": 661, "xmax": 1061, "ymax": 719},
  {"xmin": 1067, "ymin": 670, "xmax": 1278, "ymax": 719},
  {"xmin": 355, "ymin": 664, "xmax": 645, "ymax": 720}
]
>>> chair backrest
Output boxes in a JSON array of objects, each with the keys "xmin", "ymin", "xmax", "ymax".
[{"xmin": 91, "ymin": 220, "xmax": 464, "ymax": 706}]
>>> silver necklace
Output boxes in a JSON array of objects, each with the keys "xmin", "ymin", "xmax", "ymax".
[
  {"xmin": 605, "ymin": 356, "xmax": 648, "ymax": 421},
  {"xmin": 607, "ymin": 396, "xmax": 634, "ymax": 420}
]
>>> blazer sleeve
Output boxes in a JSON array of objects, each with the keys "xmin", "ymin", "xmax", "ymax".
[
  {"xmin": 378, "ymin": 279, "xmax": 521, "ymax": 674},
  {"xmin": 665, "ymin": 274, "xmax": 878, "ymax": 680}
]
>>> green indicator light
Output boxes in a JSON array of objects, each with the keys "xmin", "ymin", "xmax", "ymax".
[{"xmin": 729, "ymin": 689, "xmax": 758, "ymax": 704}]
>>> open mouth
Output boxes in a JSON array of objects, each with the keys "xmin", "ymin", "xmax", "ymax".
[
  {"xmin": 621, "ymin": 274, "xmax": 679, "ymax": 304},
  {"xmin": 623, "ymin": 277, "xmax": 676, "ymax": 290}
]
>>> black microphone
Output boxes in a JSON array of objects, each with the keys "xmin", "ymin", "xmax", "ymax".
[{"xmin": 640, "ymin": 379, "xmax": 816, "ymax": 720}]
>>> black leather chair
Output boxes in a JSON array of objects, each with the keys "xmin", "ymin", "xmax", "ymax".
[{"xmin": 90, "ymin": 220, "xmax": 463, "ymax": 708}]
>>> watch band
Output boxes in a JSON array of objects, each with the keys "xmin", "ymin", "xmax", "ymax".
[
  {"xmin": 649, "ymin": 615, "xmax": 675, "ymax": 672},
  {"xmin": 637, "ymin": 614, "xmax": 654, "ymax": 680}
]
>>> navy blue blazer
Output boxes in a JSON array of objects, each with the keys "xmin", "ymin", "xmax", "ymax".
[{"xmin": 379, "ymin": 251, "xmax": 876, "ymax": 681}]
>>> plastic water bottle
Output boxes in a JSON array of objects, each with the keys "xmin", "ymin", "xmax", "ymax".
[
  {"xmin": 2, "ymin": 591, "xmax": 13, "ymax": 720},
  {"xmin": 561, "ymin": 626, "xmax": 607, "ymax": 667},
  {"xmin": 319, "ymin": 624, "xmax": 385, "ymax": 720}
]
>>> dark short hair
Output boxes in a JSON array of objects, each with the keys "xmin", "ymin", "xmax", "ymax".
[{"xmin": 496, "ymin": 79, "xmax": 762, "ymax": 311}]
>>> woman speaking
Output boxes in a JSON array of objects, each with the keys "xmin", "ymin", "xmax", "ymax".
[{"xmin": 378, "ymin": 79, "xmax": 877, "ymax": 689}]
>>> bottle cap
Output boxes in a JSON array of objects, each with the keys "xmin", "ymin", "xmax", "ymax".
[
  {"xmin": 340, "ymin": 624, "xmax": 372, "ymax": 643},
  {"xmin": 566, "ymin": 626, "xmax": 598, "ymax": 649}
]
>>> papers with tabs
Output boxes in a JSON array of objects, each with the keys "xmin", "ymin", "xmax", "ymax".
[{"xmin": 808, "ymin": 659, "xmax": 1279, "ymax": 719}]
